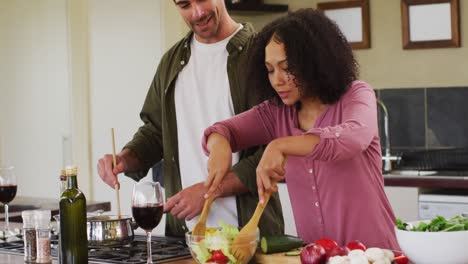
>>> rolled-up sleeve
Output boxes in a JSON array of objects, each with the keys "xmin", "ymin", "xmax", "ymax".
[
  {"xmin": 202, "ymin": 101, "xmax": 276, "ymax": 155},
  {"xmin": 305, "ymin": 82, "xmax": 378, "ymax": 161}
]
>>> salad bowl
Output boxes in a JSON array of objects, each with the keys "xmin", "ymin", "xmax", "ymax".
[
  {"xmin": 185, "ymin": 222, "xmax": 259, "ymax": 264},
  {"xmin": 395, "ymin": 215, "xmax": 468, "ymax": 264}
]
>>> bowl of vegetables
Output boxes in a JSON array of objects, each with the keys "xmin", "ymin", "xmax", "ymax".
[
  {"xmin": 395, "ymin": 215, "xmax": 468, "ymax": 264},
  {"xmin": 185, "ymin": 221, "xmax": 259, "ymax": 264}
]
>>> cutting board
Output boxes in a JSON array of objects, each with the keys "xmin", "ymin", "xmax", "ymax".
[{"xmin": 254, "ymin": 250, "xmax": 301, "ymax": 264}]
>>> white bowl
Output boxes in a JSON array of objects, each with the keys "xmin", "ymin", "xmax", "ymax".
[{"xmin": 395, "ymin": 220, "xmax": 468, "ymax": 264}]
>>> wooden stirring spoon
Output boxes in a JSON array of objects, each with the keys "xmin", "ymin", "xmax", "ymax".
[
  {"xmin": 231, "ymin": 181, "xmax": 276, "ymax": 262},
  {"xmin": 231, "ymin": 157, "xmax": 287, "ymax": 262},
  {"xmin": 111, "ymin": 128, "xmax": 122, "ymax": 219},
  {"xmin": 191, "ymin": 196, "xmax": 215, "ymax": 236}
]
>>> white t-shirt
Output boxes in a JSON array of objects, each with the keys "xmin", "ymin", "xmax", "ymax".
[{"xmin": 174, "ymin": 25, "xmax": 243, "ymax": 229}]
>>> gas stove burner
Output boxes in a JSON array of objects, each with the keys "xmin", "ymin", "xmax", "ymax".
[{"xmin": 0, "ymin": 235, "xmax": 191, "ymax": 264}]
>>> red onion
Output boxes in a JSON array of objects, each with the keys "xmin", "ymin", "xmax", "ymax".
[
  {"xmin": 327, "ymin": 246, "xmax": 350, "ymax": 260},
  {"xmin": 300, "ymin": 243, "xmax": 326, "ymax": 264}
]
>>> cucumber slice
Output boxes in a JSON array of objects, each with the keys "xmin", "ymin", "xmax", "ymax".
[
  {"xmin": 260, "ymin": 234, "xmax": 304, "ymax": 254},
  {"xmin": 285, "ymin": 250, "xmax": 301, "ymax": 256}
]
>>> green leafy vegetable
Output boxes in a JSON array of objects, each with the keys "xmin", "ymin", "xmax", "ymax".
[
  {"xmin": 191, "ymin": 221, "xmax": 244, "ymax": 264},
  {"xmin": 396, "ymin": 218, "xmax": 408, "ymax": 230},
  {"xmin": 396, "ymin": 215, "xmax": 468, "ymax": 232}
]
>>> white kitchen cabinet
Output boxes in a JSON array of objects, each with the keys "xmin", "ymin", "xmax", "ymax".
[
  {"xmin": 384, "ymin": 186, "xmax": 419, "ymax": 221},
  {"xmin": 278, "ymin": 183, "xmax": 297, "ymax": 236}
]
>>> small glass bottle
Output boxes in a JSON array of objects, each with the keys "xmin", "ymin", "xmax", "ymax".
[
  {"xmin": 35, "ymin": 210, "xmax": 52, "ymax": 263},
  {"xmin": 53, "ymin": 214, "xmax": 61, "ymax": 263},
  {"xmin": 21, "ymin": 210, "xmax": 37, "ymax": 263},
  {"xmin": 59, "ymin": 169, "xmax": 67, "ymax": 195}
]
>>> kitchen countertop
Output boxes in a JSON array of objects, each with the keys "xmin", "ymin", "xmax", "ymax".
[
  {"xmin": 0, "ymin": 226, "xmax": 288, "ymax": 263},
  {"xmin": 0, "ymin": 254, "xmax": 196, "ymax": 264},
  {"xmin": 0, "ymin": 220, "xmax": 291, "ymax": 263},
  {"xmin": 0, "ymin": 251, "xmax": 297, "ymax": 264},
  {"xmin": 1, "ymin": 196, "xmax": 111, "ymax": 222},
  {"xmin": 384, "ymin": 171, "xmax": 468, "ymax": 189}
]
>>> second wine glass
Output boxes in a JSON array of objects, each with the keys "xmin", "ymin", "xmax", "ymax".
[
  {"xmin": 131, "ymin": 181, "xmax": 164, "ymax": 264},
  {"xmin": 0, "ymin": 166, "xmax": 17, "ymax": 237}
]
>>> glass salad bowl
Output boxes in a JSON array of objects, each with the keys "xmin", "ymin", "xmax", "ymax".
[{"xmin": 185, "ymin": 222, "xmax": 259, "ymax": 264}]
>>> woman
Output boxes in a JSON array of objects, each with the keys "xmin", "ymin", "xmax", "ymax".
[{"xmin": 202, "ymin": 9, "xmax": 399, "ymax": 249}]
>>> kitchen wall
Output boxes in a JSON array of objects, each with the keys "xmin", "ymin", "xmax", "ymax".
[
  {"xmin": 87, "ymin": 0, "xmax": 167, "ymax": 235},
  {"xmin": 0, "ymin": 0, "xmax": 170, "ymax": 235},
  {"xmin": 0, "ymin": 0, "xmax": 72, "ymax": 198},
  {"xmin": 230, "ymin": 0, "xmax": 468, "ymax": 89},
  {"xmin": 165, "ymin": 0, "xmax": 468, "ymax": 88},
  {"xmin": 2, "ymin": 0, "xmax": 467, "ymax": 234}
]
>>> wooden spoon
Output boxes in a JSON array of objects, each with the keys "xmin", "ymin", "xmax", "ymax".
[
  {"xmin": 111, "ymin": 128, "xmax": 122, "ymax": 219},
  {"xmin": 231, "ymin": 181, "xmax": 276, "ymax": 262},
  {"xmin": 191, "ymin": 196, "xmax": 215, "ymax": 236},
  {"xmin": 231, "ymin": 158, "xmax": 287, "ymax": 262}
]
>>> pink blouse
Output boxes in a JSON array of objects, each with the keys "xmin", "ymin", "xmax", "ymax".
[{"xmin": 202, "ymin": 81, "xmax": 399, "ymax": 250}]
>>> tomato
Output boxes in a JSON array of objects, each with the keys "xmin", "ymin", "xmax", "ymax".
[
  {"xmin": 394, "ymin": 253, "xmax": 409, "ymax": 264},
  {"xmin": 314, "ymin": 238, "xmax": 338, "ymax": 253},
  {"xmin": 345, "ymin": 240, "xmax": 367, "ymax": 251},
  {"xmin": 210, "ymin": 250, "xmax": 228, "ymax": 263}
]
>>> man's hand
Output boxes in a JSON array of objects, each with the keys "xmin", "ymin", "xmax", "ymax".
[
  {"xmin": 164, "ymin": 182, "xmax": 216, "ymax": 221},
  {"xmin": 164, "ymin": 173, "xmax": 249, "ymax": 220},
  {"xmin": 97, "ymin": 148, "xmax": 144, "ymax": 188},
  {"xmin": 97, "ymin": 153, "xmax": 127, "ymax": 188}
]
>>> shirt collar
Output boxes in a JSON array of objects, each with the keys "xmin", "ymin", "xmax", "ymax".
[{"xmin": 181, "ymin": 22, "xmax": 254, "ymax": 54}]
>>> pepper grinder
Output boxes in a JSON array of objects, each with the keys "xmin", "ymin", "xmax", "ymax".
[{"xmin": 22, "ymin": 210, "xmax": 37, "ymax": 263}]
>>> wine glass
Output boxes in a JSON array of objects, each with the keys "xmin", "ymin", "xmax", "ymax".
[
  {"xmin": 132, "ymin": 181, "xmax": 164, "ymax": 264},
  {"xmin": 0, "ymin": 166, "xmax": 17, "ymax": 237}
]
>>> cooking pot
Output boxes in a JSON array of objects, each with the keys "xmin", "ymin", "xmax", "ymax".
[{"xmin": 87, "ymin": 215, "xmax": 137, "ymax": 246}]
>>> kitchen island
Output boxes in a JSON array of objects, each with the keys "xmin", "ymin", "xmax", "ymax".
[
  {"xmin": 0, "ymin": 221, "xmax": 195, "ymax": 264},
  {"xmin": 0, "ymin": 253, "xmax": 299, "ymax": 264},
  {"xmin": 0, "ymin": 247, "xmax": 296, "ymax": 264},
  {"xmin": 0, "ymin": 220, "xmax": 297, "ymax": 264},
  {"xmin": 0, "ymin": 254, "xmax": 195, "ymax": 264}
]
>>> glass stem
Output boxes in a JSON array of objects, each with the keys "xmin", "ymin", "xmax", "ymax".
[
  {"xmin": 146, "ymin": 231, "xmax": 153, "ymax": 264},
  {"xmin": 4, "ymin": 204, "xmax": 9, "ymax": 232}
]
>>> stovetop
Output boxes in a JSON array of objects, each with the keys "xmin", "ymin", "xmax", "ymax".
[{"xmin": 0, "ymin": 234, "xmax": 191, "ymax": 263}]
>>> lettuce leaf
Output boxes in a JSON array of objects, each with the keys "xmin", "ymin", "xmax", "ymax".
[{"xmin": 191, "ymin": 241, "xmax": 211, "ymax": 263}]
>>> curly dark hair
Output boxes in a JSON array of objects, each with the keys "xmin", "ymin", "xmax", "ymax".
[{"xmin": 248, "ymin": 8, "xmax": 359, "ymax": 105}]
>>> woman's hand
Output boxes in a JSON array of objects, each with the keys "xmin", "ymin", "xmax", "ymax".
[
  {"xmin": 257, "ymin": 140, "xmax": 287, "ymax": 203},
  {"xmin": 204, "ymin": 133, "xmax": 232, "ymax": 198}
]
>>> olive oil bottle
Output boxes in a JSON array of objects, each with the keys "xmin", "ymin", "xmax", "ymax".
[{"xmin": 59, "ymin": 165, "xmax": 88, "ymax": 263}]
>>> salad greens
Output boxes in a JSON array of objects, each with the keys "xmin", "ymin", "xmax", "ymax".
[
  {"xmin": 190, "ymin": 221, "xmax": 242, "ymax": 264},
  {"xmin": 396, "ymin": 215, "xmax": 468, "ymax": 232}
]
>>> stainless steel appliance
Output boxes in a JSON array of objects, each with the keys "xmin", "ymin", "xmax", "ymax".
[
  {"xmin": 0, "ymin": 234, "xmax": 191, "ymax": 263},
  {"xmin": 419, "ymin": 193, "xmax": 468, "ymax": 219}
]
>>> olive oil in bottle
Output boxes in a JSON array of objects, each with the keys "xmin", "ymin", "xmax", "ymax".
[{"xmin": 59, "ymin": 165, "xmax": 88, "ymax": 263}]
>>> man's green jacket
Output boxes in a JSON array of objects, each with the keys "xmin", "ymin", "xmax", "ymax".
[{"xmin": 124, "ymin": 23, "xmax": 284, "ymax": 237}]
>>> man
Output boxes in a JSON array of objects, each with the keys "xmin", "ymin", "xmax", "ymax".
[{"xmin": 97, "ymin": 0, "xmax": 284, "ymax": 237}]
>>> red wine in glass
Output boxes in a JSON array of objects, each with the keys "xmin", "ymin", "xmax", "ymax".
[
  {"xmin": 0, "ymin": 185, "xmax": 17, "ymax": 204},
  {"xmin": 132, "ymin": 204, "xmax": 163, "ymax": 231},
  {"xmin": 0, "ymin": 167, "xmax": 16, "ymax": 236},
  {"xmin": 132, "ymin": 181, "xmax": 163, "ymax": 264}
]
